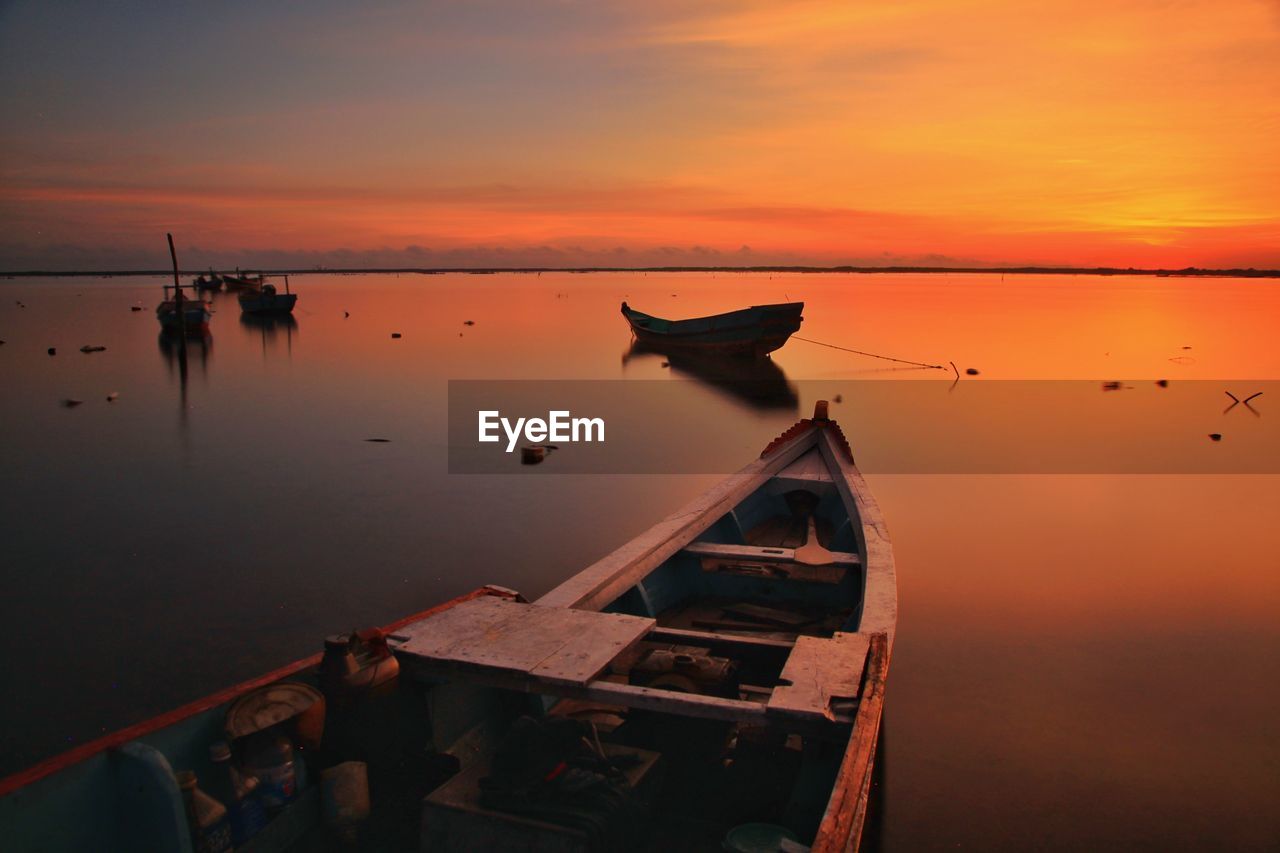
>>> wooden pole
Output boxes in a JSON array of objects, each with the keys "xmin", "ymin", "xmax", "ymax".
[{"xmin": 166, "ymin": 233, "xmax": 187, "ymax": 351}]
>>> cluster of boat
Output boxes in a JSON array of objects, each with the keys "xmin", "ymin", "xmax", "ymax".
[{"xmin": 157, "ymin": 271, "xmax": 298, "ymax": 336}]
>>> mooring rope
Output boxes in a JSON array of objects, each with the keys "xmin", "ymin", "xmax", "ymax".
[{"xmin": 791, "ymin": 335, "xmax": 946, "ymax": 370}]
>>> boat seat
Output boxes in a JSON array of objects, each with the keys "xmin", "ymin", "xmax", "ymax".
[
  {"xmin": 392, "ymin": 596, "xmax": 655, "ymax": 687},
  {"xmin": 684, "ymin": 541, "xmax": 857, "ymax": 583},
  {"xmin": 767, "ymin": 633, "xmax": 870, "ymax": 723}
]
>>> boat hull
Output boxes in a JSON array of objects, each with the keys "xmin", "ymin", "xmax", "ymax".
[
  {"xmin": 622, "ymin": 301, "xmax": 803, "ymax": 358},
  {"xmin": 155, "ymin": 300, "xmax": 211, "ymax": 334},
  {"xmin": 238, "ymin": 291, "xmax": 297, "ymax": 315}
]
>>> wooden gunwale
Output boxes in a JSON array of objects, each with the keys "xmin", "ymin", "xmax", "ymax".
[{"xmin": 536, "ymin": 426, "xmax": 820, "ymax": 612}]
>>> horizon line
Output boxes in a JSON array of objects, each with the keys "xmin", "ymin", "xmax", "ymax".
[{"xmin": 3, "ymin": 264, "xmax": 1279, "ymax": 279}]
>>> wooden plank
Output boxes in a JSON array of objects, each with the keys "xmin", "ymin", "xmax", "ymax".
[
  {"xmin": 817, "ymin": 428, "xmax": 897, "ymax": 642},
  {"xmin": 811, "ymin": 633, "xmax": 890, "ymax": 853},
  {"xmin": 645, "ymin": 626, "xmax": 795, "ymax": 651},
  {"xmin": 394, "ymin": 597, "xmax": 654, "ymax": 687},
  {"xmin": 529, "ymin": 609, "xmax": 654, "ymax": 686},
  {"xmin": 722, "ymin": 602, "xmax": 816, "ymax": 628},
  {"xmin": 684, "ymin": 541, "xmax": 860, "ymax": 568},
  {"xmin": 535, "ymin": 428, "xmax": 820, "ymax": 612},
  {"xmin": 768, "ymin": 632, "xmax": 869, "ymax": 723},
  {"xmin": 776, "ymin": 447, "xmax": 834, "ymax": 482}
]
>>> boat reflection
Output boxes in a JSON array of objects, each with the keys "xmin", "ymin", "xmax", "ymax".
[
  {"xmin": 239, "ymin": 312, "xmax": 298, "ymax": 359},
  {"xmin": 158, "ymin": 329, "xmax": 212, "ymax": 436},
  {"xmin": 623, "ymin": 341, "xmax": 799, "ymax": 413}
]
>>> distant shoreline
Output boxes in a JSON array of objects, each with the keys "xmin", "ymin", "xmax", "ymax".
[{"xmin": 2, "ymin": 265, "xmax": 1277, "ymax": 278}]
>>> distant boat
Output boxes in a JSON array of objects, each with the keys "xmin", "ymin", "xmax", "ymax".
[
  {"xmin": 222, "ymin": 272, "xmax": 264, "ymax": 291},
  {"xmin": 0, "ymin": 400, "xmax": 894, "ymax": 853},
  {"xmin": 238, "ymin": 277, "xmax": 297, "ymax": 315},
  {"xmin": 156, "ymin": 286, "xmax": 211, "ymax": 335},
  {"xmin": 192, "ymin": 273, "xmax": 222, "ymax": 292},
  {"xmin": 621, "ymin": 301, "xmax": 803, "ymax": 358}
]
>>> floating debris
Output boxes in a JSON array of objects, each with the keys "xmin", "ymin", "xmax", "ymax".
[
  {"xmin": 965, "ymin": 368, "xmax": 980, "ymax": 376},
  {"xmin": 390, "ymin": 333, "xmax": 402, "ymax": 339},
  {"xmin": 1181, "ymin": 346, "xmax": 1192, "ymax": 350},
  {"xmin": 106, "ymin": 392, "xmax": 119, "ymax": 402},
  {"xmin": 521, "ymin": 446, "xmax": 546, "ymax": 465},
  {"xmin": 833, "ymin": 394, "xmax": 843, "ymax": 403},
  {"xmin": 364, "ymin": 438, "xmax": 391, "ymax": 443},
  {"xmin": 80, "ymin": 345, "xmax": 107, "ymax": 353},
  {"xmin": 62, "ymin": 399, "xmax": 83, "ymax": 408},
  {"xmin": 1155, "ymin": 379, "xmax": 1169, "ymax": 388},
  {"xmin": 1209, "ymin": 433, "xmax": 1222, "ymax": 442},
  {"xmin": 130, "ymin": 306, "xmax": 143, "ymax": 312},
  {"xmin": 463, "ymin": 320, "xmax": 475, "ymax": 326},
  {"xmin": 344, "ymin": 311, "xmax": 350, "ymax": 318},
  {"xmin": 1102, "ymin": 381, "xmax": 1123, "ymax": 391},
  {"xmin": 47, "ymin": 347, "xmax": 56, "ymax": 356}
]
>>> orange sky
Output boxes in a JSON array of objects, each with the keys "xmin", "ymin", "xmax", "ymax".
[{"xmin": 1, "ymin": 0, "xmax": 1277, "ymax": 269}]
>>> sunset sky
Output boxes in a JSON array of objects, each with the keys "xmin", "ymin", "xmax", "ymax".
[{"xmin": 1, "ymin": 0, "xmax": 1277, "ymax": 270}]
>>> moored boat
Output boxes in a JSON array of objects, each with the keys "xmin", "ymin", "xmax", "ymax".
[
  {"xmin": 193, "ymin": 273, "xmax": 223, "ymax": 293},
  {"xmin": 156, "ymin": 288, "xmax": 212, "ymax": 335},
  {"xmin": 238, "ymin": 277, "xmax": 297, "ymax": 315},
  {"xmin": 222, "ymin": 272, "xmax": 265, "ymax": 291},
  {"xmin": 621, "ymin": 301, "xmax": 804, "ymax": 358},
  {"xmin": 0, "ymin": 401, "xmax": 894, "ymax": 852}
]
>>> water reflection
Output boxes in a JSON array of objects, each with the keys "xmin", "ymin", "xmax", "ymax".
[
  {"xmin": 239, "ymin": 312, "xmax": 298, "ymax": 360},
  {"xmin": 158, "ymin": 330, "xmax": 212, "ymax": 434},
  {"xmin": 623, "ymin": 341, "xmax": 798, "ymax": 412}
]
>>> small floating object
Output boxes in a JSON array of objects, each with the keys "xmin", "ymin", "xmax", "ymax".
[
  {"xmin": 391, "ymin": 332, "xmax": 402, "ymax": 339},
  {"xmin": 521, "ymin": 446, "xmax": 546, "ymax": 465},
  {"xmin": 47, "ymin": 347, "xmax": 56, "ymax": 356},
  {"xmin": 1182, "ymin": 346, "xmax": 1192, "ymax": 350},
  {"xmin": 80, "ymin": 345, "xmax": 107, "ymax": 353},
  {"xmin": 833, "ymin": 394, "xmax": 843, "ymax": 403},
  {"xmin": 364, "ymin": 438, "xmax": 391, "ymax": 443},
  {"xmin": 130, "ymin": 306, "xmax": 143, "ymax": 312},
  {"xmin": 1155, "ymin": 379, "xmax": 1169, "ymax": 388},
  {"xmin": 1102, "ymin": 381, "xmax": 1123, "ymax": 391},
  {"xmin": 106, "ymin": 392, "xmax": 119, "ymax": 402},
  {"xmin": 463, "ymin": 320, "xmax": 475, "ymax": 326},
  {"xmin": 62, "ymin": 399, "xmax": 83, "ymax": 408},
  {"xmin": 1209, "ymin": 433, "xmax": 1222, "ymax": 441},
  {"xmin": 965, "ymin": 368, "xmax": 979, "ymax": 376},
  {"xmin": 344, "ymin": 311, "xmax": 350, "ymax": 318}
]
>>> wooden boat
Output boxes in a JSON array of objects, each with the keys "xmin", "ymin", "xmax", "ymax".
[
  {"xmin": 621, "ymin": 301, "xmax": 804, "ymax": 358},
  {"xmin": 156, "ymin": 286, "xmax": 212, "ymax": 335},
  {"xmin": 193, "ymin": 274, "xmax": 223, "ymax": 293},
  {"xmin": 222, "ymin": 272, "xmax": 265, "ymax": 291},
  {"xmin": 238, "ymin": 277, "xmax": 297, "ymax": 315},
  {"xmin": 0, "ymin": 401, "xmax": 894, "ymax": 852}
]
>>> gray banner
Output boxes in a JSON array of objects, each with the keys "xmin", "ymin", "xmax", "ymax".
[{"xmin": 448, "ymin": 380, "xmax": 1277, "ymax": 474}]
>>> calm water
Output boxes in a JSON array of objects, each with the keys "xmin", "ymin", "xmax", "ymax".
[{"xmin": 1, "ymin": 272, "xmax": 1277, "ymax": 850}]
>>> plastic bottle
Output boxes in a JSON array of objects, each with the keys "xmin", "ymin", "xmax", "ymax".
[
  {"xmin": 177, "ymin": 770, "xmax": 232, "ymax": 853},
  {"xmin": 242, "ymin": 730, "xmax": 298, "ymax": 812},
  {"xmin": 208, "ymin": 740, "xmax": 268, "ymax": 844}
]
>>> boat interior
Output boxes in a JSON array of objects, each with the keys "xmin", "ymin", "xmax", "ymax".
[{"xmin": 1, "ymin": 421, "xmax": 888, "ymax": 852}]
